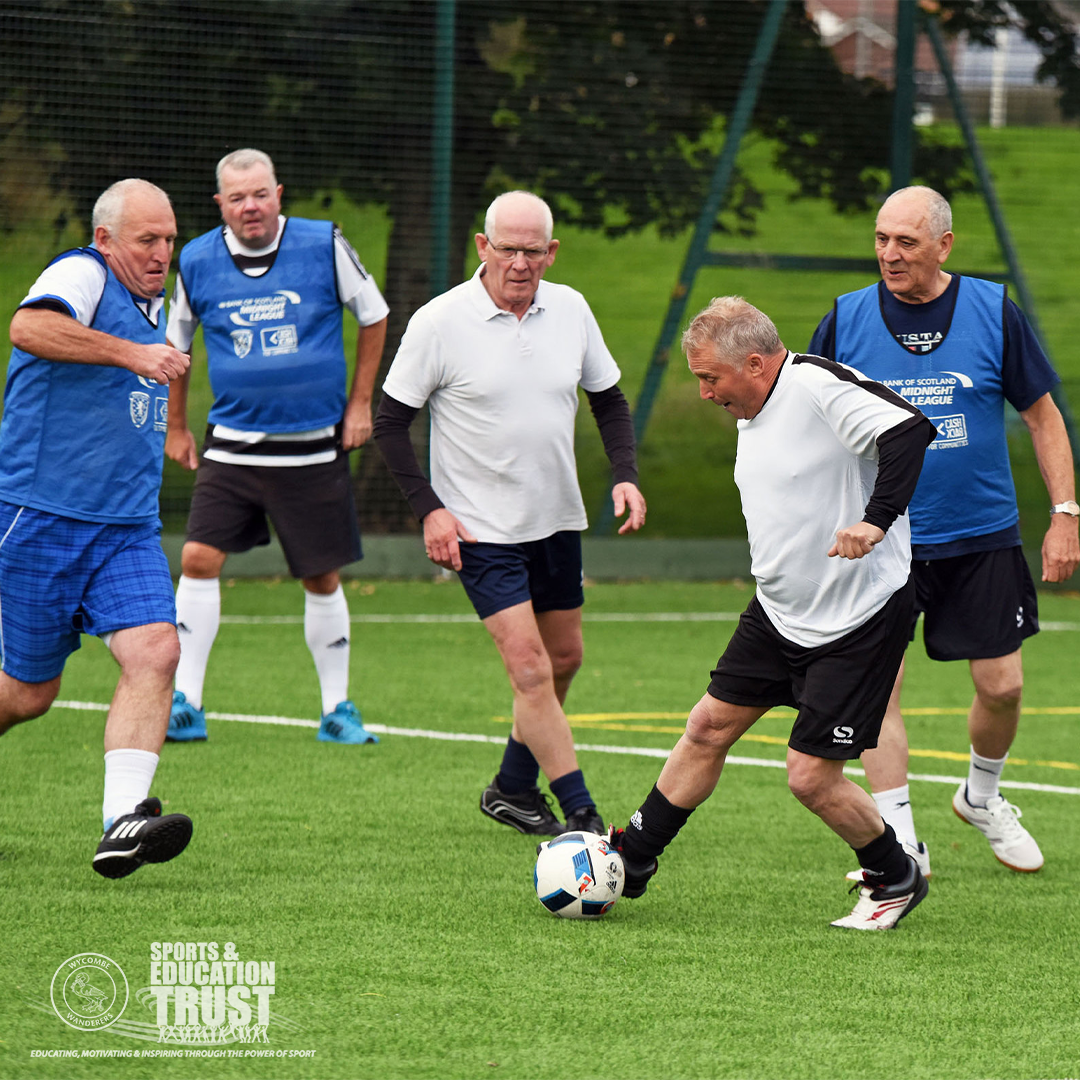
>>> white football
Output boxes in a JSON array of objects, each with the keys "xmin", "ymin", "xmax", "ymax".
[{"xmin": 534, "ymin": 831, "xmax": 625, "ymax": 918}]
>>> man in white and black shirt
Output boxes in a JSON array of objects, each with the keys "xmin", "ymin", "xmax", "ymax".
[
  {"xmin": 609, "ymin": 296, "xmax": 938, "ymax": 931},
  {"xmin": 165, "ymin": 149, "xmax": 388, "ymax": 746}
]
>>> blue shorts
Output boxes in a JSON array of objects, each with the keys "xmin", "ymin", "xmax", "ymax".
[
  {"xmin": 0, "ymin": 502, "xmax": 176, "ymax": 683},
  {"xmin": 457, "ymin": 532, "xmax": 584, "ymax": 620}
]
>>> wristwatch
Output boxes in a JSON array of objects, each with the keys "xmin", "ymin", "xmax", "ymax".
[{"xmin": 1050, "ymin": 500, "xmax": 1080, "ymax": 517}]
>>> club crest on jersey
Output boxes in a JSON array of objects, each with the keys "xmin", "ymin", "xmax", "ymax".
[
  {"xmin": 230, "ymin": 329, "xmax": 253, "ymax": 359},
  {"xmin": 129, "ymin": 391, "xmax": 150, "ymax": 428}
]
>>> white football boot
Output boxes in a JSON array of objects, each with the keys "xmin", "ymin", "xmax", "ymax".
[{"xmin": 952, "ymin": 783, "xmax": 1043, "ymax": 872}]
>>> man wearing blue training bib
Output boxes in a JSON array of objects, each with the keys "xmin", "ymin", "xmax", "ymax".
[
  {"xmin": 0, "ymin": 178, "xmax": 194, "ymax": 879},
  {"xmin": 165, "ymin": 149, "xmax": 389, "ymax": 746},
  {"xmin": 809, "ymin": 185, "xmax": 1079, "ymax": 875}
]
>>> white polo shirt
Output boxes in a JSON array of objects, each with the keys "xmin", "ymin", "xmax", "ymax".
[
  {"xmin": 737, "ymin": 353, "xmax": 916, "ymax": 647},
  {"xmin": 382, "ymin": 265, "xmax": 621, "ymax": 543}
]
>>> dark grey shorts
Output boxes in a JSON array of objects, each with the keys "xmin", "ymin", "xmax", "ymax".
[
  {"xmin": 186, "ymin": 455, "xmax": 362, "ymax": 579},
  {"xmin": 912, "ymin": 546, "xmax": 1038, "ymax": 661}
]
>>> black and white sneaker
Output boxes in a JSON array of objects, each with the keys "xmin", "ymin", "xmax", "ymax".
[
  {"xmin": 831, "ymin": 857, "xmax": 928, "ymax": 930},
  {"xmin": 562, "ymin": 806, "xmax": 605, "ymax": 836},
  {"xmin": 92, "ymin": 797, "xmax": 193, "ymax": 879},
  {"xmin": 608, "ymin": 826, "xmax": 658, "ymax": 898},
  {"xmin": 480, "ymin": 778, "xmax": 564, "ymax": 836}
]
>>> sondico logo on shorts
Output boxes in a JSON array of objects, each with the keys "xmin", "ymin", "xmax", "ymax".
[
  {"xmin": 832, "ymin": 726, "xmax": 855, "ymax": 745},
  {"xmin": 51, "ymin": 954, "xmax": 129, "ymax": 1031}
]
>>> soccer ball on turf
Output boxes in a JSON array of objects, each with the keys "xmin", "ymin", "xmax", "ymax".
[{"xmin": 534, "ymin": 831, "xmax": 625, "ymax": 919}]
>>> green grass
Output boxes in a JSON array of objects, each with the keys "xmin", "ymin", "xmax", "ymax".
[
  {"xmin": 1, "ymin": 126, "xmax": 1078, "ymax": 538},
  {"xmin": 4, "ymin": 580, "xmax": 1080, "ymax": 1079}
]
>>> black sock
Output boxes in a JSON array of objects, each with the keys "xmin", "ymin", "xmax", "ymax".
[
  {"xmin": 854, "ymin": 822, "xmax": 912, "ymax": 888},
  {"xmin": 621, "ymin": 784, "xmax": 694, "ymax": 864}
]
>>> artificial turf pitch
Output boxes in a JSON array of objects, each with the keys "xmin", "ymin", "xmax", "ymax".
[{"xmin": 3, "ymin": 580, "xmax": 1079, "ymax": 1080}]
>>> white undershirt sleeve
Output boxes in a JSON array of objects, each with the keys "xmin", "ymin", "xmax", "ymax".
[
  {"xmin": 21, "ymin": 253, "xmax": 107, "ymax": 327},
  {"xmin": 334, "ymin": 229, "xmax": 390, "ymax": 327},
  {"xmin": 166, "ymin": 272, "xmax": 200, "ymax": 352}
]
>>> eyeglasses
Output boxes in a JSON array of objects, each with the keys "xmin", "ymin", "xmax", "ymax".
[{"xmin": 485, "ymin": 237, "xmax": 550, "ymax": 262}]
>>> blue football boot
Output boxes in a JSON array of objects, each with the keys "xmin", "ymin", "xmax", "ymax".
[
  {"xmin": 318, "ymin": 700, "xmax": 379, "ymax": 744},
  {"xmin": 166, "ymin": 691, "xmax": 207, "ymax": 742}
]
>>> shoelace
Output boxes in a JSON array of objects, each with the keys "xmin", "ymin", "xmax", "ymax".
[{"xmin": 986, "ymin": 796, "xmax": 1026, "ymax": 837}]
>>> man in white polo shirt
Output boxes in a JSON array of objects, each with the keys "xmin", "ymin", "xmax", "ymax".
[{"xmin": 374, "ymin": 190, "xmax": 646, "ymax": 837}]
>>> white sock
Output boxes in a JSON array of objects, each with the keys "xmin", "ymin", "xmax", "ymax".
[
  {"xmin": 305, "ymin": 586, "xmax": 351, "ymax": 716},
  {"xmin": 871, "ymin": 784, "xmax": 918, "ymax": 849},
  {"xmin": 102, "ymin": 748, "xmax": 159, "ymax": 829},
  {"xmin": 966, "ymin": 747, "xmax": 1007, "ymax": 807},
  {"xmin": 174, "ymin": 575, "xmax": 221, "ymax": 709}
]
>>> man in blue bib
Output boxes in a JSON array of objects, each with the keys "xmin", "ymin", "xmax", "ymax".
[
  {"xmin": 0, "ymin": 178, "xmax": 194, "ymax": 879},
  {"xmin": 165, "ymin": 149, "xmax": 389, "ymax": 746},
  {"xmin": 809, "ymin": 185, "xmax": 1079, "ymax": 874}
]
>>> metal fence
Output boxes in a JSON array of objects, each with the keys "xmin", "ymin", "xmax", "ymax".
[{"xmin": 1, "ymin": 0, "xmax": 1076, "ymax": 542}]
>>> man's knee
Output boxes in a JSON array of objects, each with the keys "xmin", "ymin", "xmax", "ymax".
[
  {"xmin": 786, "ymin": 754, "xmax": 837, "ymax": 809},
  {"xmin": 684, "ymin": 695, "xmax": 745, "ymax": 752},
  {"xmin": 547, "ymin": 640, "xmax": 583, "ymax": 684},
  {"xmin": 503, "ymin": 637, "xmax": 556, "ymax": 697},
  {"xmin": 972, "ymin": 658, "xmax": 1023, "ymax": 714},
  {"xmin": 0, "ymin": 673, "xmax": 61, "ymax": 729},
  {"xmin": 180, "ymin": 541, "xmax": 227, "ymax": 579},
  {"xmin": 111, "ymin": 623, "xmax": 181, "ymax": 682}
]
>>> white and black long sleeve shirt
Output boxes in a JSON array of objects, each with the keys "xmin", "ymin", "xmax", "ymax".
[{"xmin": 736, "ymin": 352, "xmax": 936, "ymax": 647}]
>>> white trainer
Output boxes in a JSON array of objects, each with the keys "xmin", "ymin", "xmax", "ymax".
[
  {"xmin": 952, "ymin": 783, "xmax": 1043, "ymax": 872},
  {"xmin": 846, "ymin": 841, "xmax": 931, "ymax": 883},
  {"xmin": 831, "ymin": 860, "xmax": 928, "ymax": 931}
]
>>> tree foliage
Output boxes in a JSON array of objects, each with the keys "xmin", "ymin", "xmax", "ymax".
[{"xmin": 1, "ymin": 0, "xmax": 1077, "ymax": 527}]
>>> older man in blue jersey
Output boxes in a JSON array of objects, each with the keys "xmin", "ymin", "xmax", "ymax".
[
  {"xmin": 809, "ymin": 185, "xmax": 1079, "ymax": 876},
  {"xmin": 0, "ymin": 178, "xmax": 194, "ymax": 879},
  {"xmin": 165, "ymin": 149, "xmax": 389, "ymax": 745}
]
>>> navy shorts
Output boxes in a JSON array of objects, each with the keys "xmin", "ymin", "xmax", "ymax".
[
  {"xmin": 0, "ymin": 502, "xmax": 176, "ymax": 683},
  {"xmin": 912, "ymin": 546, "xmax": 1038, "ymax": 661},
  {"xmin": 186, "ymin": 454, "xmax": 362, "ymax": 580},
  {"xmin": 707, "ymin": 579, "xmax": 914, "ymax": 760},
  {"xmin": 457, "ymin": 532, "xmax": 584, "ymax": 620}
]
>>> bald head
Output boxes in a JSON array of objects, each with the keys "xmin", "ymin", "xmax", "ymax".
[
  {"xmin": 879, "ymin": 186, "xmax": 952, "ymax": 240},
  {"xmin": 484, "ymin": 191, "xmax": 554, "ymax": 243},
  {"xmin": 92, "ymin": 179, "xmax": 173, "ymax": 233},
  {"xmin": 874, "ymin": 186, "xmax": 954, "ymax": 304}
]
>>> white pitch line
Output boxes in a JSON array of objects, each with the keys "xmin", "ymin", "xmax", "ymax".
[
  {"xmin": 51, "ymin": 700, "xmax": 1080, "ymax": 796},
  {"xmin": 213, "ymin": 610, "xmax": 1080, "ymax": 630},
  {"xmin": 216, "ymin": 611, "xmax": 751, "ymax": 625}
]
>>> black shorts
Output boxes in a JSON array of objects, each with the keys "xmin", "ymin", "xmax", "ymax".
[
  {"xmin": 457, "ymin": 532, "xmax": 584, "ymax": 620},
  {"xmin": 911, "ymin": 546, "xmax": 1038, "ymax": 661},
  {"xmin": 707, "ymin": 579, "xmax": 914, "ymax": 761},
  {"xmin": 186, "ymin": 455, "xmax": 362, "ymax": 580}
]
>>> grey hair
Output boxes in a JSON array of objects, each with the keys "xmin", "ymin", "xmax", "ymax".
[
  {"xmin": 881, "ymin": 185, "xmax": 952, "ymax": 237},
  {"xmin": 484, "ymin": 191, "xmax": 553, "ymax": 242},
  {"xmin": 681, "ymin": 296, "xmax": 782, "ymax": 369},
  {"xmin": 91, "ymin": 179, "xmax": 172, "ymax": 232},
  {"xmin": 216, "ymin": 148, "xmax": 278, "ymax": 191}
]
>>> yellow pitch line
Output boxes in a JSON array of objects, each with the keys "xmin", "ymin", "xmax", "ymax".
[
  {"xmin": 490, "ymin": 710, "xmax": 1080, "ymax": 771},
  {"xmin": 500, "ymin": 707, "xmax": 1080, "ymax": 721}
]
